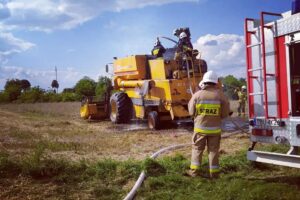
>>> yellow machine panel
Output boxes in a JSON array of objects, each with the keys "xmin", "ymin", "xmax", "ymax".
[
  {"xmin": 113, "ymin": 55, "xmax": 147, "ymax": 80},
  {"xmin": 149, "ymin": 60, "xmax": 179, "ymax": 80},
  {"xmin": 148, "ymin": 80, "xmax": 172, "ymax": 101},
  {"xmin": 171, "ymin": 105, "xmax": 189, "ymax": 118},
  {"xmin": 134, "ymin": 105, "xmax": 145, "ymax": 118},
  {"xmin": 80, "ymin": 104, "xmax": 89, "ymax": 119},
  {"xmin": 80, "ymin": 103, "xmax": 107, "ymax": 119}
]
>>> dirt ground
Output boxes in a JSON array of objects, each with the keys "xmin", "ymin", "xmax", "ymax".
[{"xmin": 0, "ymin": 102, "xmax": 249, "ymax": 162}]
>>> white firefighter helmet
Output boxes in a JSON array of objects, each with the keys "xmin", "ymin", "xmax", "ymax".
[
  {"xmin": 179, "ymin": 32, "xmax": 187, "ymax": 39},
  {"xmin": 199, "ymin": 70, "xmax": 219, "ymax": 88},
  {"xmin": 241, "ymin": 85, "xmax": 247, "ymax": 90}
]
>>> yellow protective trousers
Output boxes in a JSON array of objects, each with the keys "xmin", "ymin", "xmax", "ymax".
[{"xmin": 190, "ymin": 133, "xmax": 221, "ymax": 177}]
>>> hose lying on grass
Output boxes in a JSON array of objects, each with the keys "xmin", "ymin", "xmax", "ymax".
[
  {"xmin": 123, "ymin": 119, "xmax": 249, "ymax": 200},
  {"xmin": 123, "ymin": 143, "xmax": 190, "ymax": 200}
]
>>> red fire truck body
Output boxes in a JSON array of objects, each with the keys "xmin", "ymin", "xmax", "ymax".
[{"xmin": 245, "ymin": 11, "xmax": 300, "ymax": 168}]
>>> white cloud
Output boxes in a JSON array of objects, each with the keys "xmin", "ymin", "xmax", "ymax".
[
  {"xmin": 0, "ymin": 32, "xmax": 35, "ymax": 64},
  {"xmin": 0, "ymin": 65, "xmax": 83, "ymax": 89},
  {"xmin": 193, "ymin": 34, "xmax": 246, "ymax": 77},
  {"xmin": 113, "ymin": 0, "xmax": 199, "ymax": 11},
  {"xmin": 0, "ymin": 0, "xmax": 200, "ymax": 32},
  {"xmin": 0, "ymin": 0, "xmax": 200, "ymax": 72}
]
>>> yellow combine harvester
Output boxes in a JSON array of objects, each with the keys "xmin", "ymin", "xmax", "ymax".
[{"xmin": 81, "ymin": 30, "xmax": 207, "ymax": 129}]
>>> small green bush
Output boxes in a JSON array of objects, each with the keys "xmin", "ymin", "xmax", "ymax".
[
  {"xmin": 61, "ymin": 92, "xmax": 81, "ymax": 102},
  {"xmin": 19, "ymin": 87, "xmax": 45, "ymax": 103},
  {"xmin": 0, "ymin": 92, "xmax": 9, "ymax": 103},
  {"xmin": 41, "ymin": 92, "xmax": 62, "ymax": 102}
]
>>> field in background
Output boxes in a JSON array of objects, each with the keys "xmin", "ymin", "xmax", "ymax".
[{"xmin": 0, "ymin": 102, "xmax": 299, "ymax": 199}]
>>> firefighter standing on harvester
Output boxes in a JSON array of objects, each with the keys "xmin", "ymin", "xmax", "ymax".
[
  {"xmin": 177, "ymin": 32, "xmax": 193, "ymax": 56},
  {"xmin": 151, "ymin": 37, "xmax": 166, "ymax": 58},
  {"xmin": 188, "ymin": 71, "xmax": 230, "ymax": 178},
  {"xmin": 173, "ymin": 27, "xmax": 194, "ymax": 59}
]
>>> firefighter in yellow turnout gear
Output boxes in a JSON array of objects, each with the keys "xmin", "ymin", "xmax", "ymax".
[
  {"xmin": 188, "ymin": 71, "xmax": 230, "ymax": 178},
  {"xmin": 151, "ymin": 38, "xmax": 166, "ymax": 58},
  {"xmin": 236, "ymin": 86, "xmax": 247, "ymax": 117}
]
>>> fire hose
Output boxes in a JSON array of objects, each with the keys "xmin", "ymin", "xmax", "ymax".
[{"xmin": 123, "ymin": 119, "xmax": 249, "ymax": 200}]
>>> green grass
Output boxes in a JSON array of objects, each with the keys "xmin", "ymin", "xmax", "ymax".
[
  {"xmin": 0, "ymin": 146, "xmax": 300, "ymax": 200},
  {"xmin": 258, "ymin": 143, "xmax": 291, "ymax": 154},
  {"xmin": 35, "ymin": 140, "xmax": 83, "ymax": 152}
]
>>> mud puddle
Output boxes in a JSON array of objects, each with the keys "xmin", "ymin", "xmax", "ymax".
[{"xmin": 106, "ymin": 118, "xmax": 249, "ymax": 132}]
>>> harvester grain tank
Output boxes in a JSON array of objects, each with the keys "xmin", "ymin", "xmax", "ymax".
[{"xmin": 245, "ymin": 2, "xmax": 300, "ymax": 167}]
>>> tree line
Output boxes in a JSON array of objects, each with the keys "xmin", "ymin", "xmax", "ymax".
[
  {"xmin": 0, "ymin": 76, "xmax": 111, "ymax": 103},
  {"xmin": 0, "ymin": 75, "xmax": 245, "ymax": 103},
  {"xmin": 220, "ymin": 75, "xmax": 247, "ymax": 100}
]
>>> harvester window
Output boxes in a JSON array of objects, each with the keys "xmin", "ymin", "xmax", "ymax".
[{"xmin": 163, "ymin": 48, "xmax": 176, "ymax": 60}]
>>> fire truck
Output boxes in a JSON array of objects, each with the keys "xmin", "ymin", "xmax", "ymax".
[{"xmin": 245, "ymin": 5, "xmax": 300, "ymax": 168}]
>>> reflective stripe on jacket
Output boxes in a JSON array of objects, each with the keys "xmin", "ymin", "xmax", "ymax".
[{"xmin": 188, "ymin": 85, "xmax": 230, "ymax": 135}]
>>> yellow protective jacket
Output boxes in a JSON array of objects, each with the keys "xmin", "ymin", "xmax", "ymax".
[
  {"xmin": 237, "ymin": 91, "xmax": 247, "ymax": 104},
  {"xmin": 188, "ymin": 85, "xmax": 230, "ymax": 134}
]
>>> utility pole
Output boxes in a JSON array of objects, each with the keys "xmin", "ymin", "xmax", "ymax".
[
  {"xmin": 55, "ymin": 66, "xmax": 58, "ymax": 82},
  {"xmin": 55, "ymin": 66, "xmax": 58, "ymax": 93}
]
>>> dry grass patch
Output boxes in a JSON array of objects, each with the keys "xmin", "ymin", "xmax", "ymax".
[{"xmin": 0, "ymin": 102, "xmax": 250, "ymax": 162}]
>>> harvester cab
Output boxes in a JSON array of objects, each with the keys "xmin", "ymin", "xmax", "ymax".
[{"xmin": 109, "ymin": 29, "xmax": 207, "ymax": 129}]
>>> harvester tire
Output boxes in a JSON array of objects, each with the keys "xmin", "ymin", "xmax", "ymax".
[
  {"xmin": 110, "ymin": 92, "xmax": 132, "ymax": 123},
  {"xmin": 148, "ymin": 111, "xmax": 160, "ymax": 130}
]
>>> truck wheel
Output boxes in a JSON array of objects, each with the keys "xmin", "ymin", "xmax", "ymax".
[
  {"xmin": 110, "ymin": 92, "xmax": 132, "ymax": 123},
  {"xmin": 148, "ymin": 111, "xmax": 160, "ymax": 130}
]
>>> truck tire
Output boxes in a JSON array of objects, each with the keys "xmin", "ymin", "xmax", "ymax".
[
  {"xmin": 110, "ymin": 92, "xmax": 132, "ymax": 123},
  {"xmin": 148, "ymin": 111, "xmax": 160, "ymax": 130}
]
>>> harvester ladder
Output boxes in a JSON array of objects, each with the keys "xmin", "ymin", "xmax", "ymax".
[
  {"xmin": 245, "ymin": 12, "xmax": 282, "ymax": 119},
  {"xmin": 186, "ymin": 55, "xmax": 196, "ymax": 94}
]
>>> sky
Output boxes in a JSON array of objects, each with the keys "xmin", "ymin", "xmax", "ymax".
[{"xmin": 0, "ymin": 0, "xmax": 292, "ymax": 90}]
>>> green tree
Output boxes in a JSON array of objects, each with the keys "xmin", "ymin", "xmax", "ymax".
[
  {"xmin": 74, "ymin": 76, "xmax": 97, "ymax": 96},
  {"xmin": 4, "ymin": 79, "xmax": 22, "ymax": 101},
  {"xmin": 51, "ymin": 80, "xmax": 59, "ymax": 93},
  {"xmin": 95, "ymin": 76, "xmax": 112, "ymax": 97},
  {"xmin": 222, "ymin": 75, "xmax": 243, "ymax": 100},
  {"xmin": 20, "ymin": 79, "xmax": 31, "ymax": 91},
  {"xmin": 62, "ymin": 88, "xmax": 75, "ymax": 93}
]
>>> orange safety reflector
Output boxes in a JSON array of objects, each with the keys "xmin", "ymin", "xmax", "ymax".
[{"xmin": 252, "ymin": 129, "xmax": 273, "ymax": 137}]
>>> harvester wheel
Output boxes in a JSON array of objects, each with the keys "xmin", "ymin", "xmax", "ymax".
[
  {"xmin": 110, "ymin": 92, "xmax": 132, "ymax": 123},
  {"xmin": 148, "ymin": 111, "xmax": 160, "ymax": 130}
]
